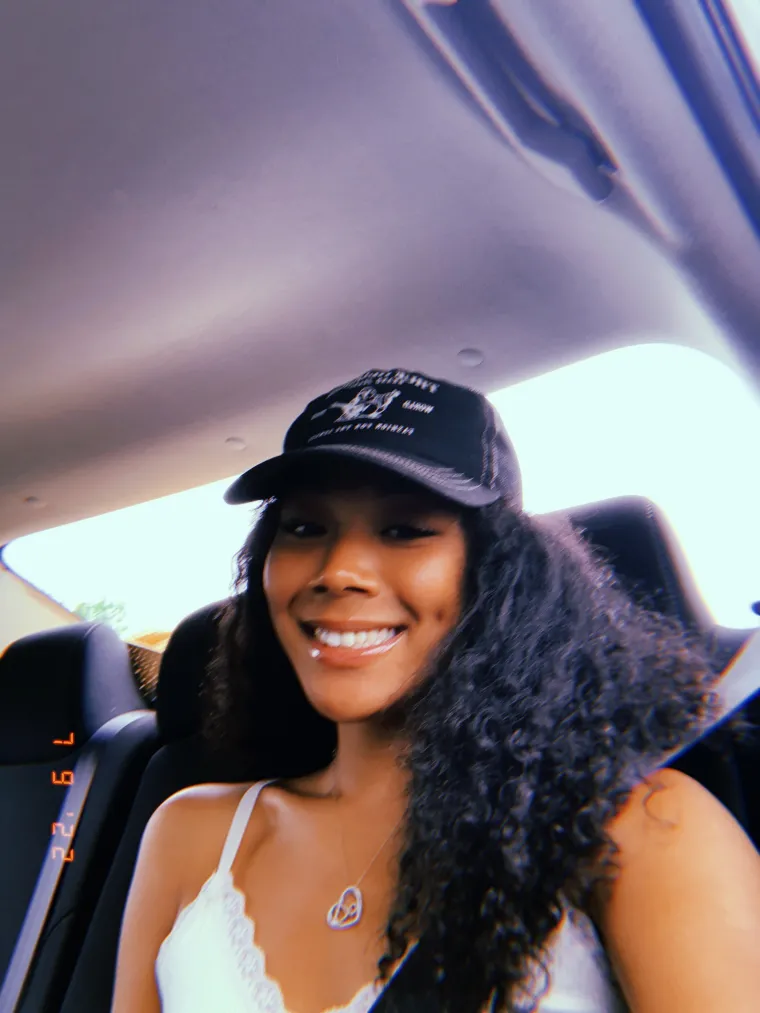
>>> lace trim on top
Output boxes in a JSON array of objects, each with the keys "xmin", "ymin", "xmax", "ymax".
[{"xmin": 160, "ymin": 866, "xmax": 382, "ymax": 1013}]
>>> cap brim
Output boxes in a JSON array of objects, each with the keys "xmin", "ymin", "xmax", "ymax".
[{"xmin": 224, "ymin": 445, "xmax": 501, "ymax": 507}]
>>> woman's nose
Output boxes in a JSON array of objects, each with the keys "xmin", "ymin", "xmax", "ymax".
[{"xmin": 307, "ymin": 532, "xmax": 381, "ymax": 596}]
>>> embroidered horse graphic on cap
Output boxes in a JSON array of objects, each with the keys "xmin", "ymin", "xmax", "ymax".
[{"xmin": 312, "ymin": 387, "xmax": 400, "ymax": 422}]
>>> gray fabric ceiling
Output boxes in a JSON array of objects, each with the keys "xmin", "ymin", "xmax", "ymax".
[{"xmin": 2, "ymin": 0, "xmax": 757, "ymax": 544}]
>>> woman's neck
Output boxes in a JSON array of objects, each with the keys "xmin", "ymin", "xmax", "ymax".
[{"xmin": 321, "ymin": 721, "xmax": 409, "ymax": 809}]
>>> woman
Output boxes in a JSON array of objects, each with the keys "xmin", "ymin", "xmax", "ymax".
[{"xmin": 112, "ymin": 369, "xmax": 760, "ymax": 1013}]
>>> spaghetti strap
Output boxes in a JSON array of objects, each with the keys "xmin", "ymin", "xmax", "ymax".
[{"xmin": 217, "ymin": 780, "xmax": 275, "ymax": 875}]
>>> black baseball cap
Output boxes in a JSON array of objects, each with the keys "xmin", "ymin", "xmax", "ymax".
[{"xmin": 224, "ymin": 368, "xmax": 522, "ymax": 509}]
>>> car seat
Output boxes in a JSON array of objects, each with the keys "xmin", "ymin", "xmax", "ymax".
[{"xmin": 0, "ymin": 623, "xmax": 157, "ymax": 1013}]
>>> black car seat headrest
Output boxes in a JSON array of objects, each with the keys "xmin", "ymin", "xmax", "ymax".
[
  {"xmin": 157, "ymin": 597, "xmax": 335, "ymax": 779},
  {"xmin": 563, "ymin": 495, "xmax": 714, "ymax": 632},
  {"xmin": 564, "ymin": 495, "xmax": 753, "ymax": 672},
  {"xmin": 156, "ymin": 600, "xmax": 228, "ymax": 742},
  {"xmin": 559, "ymin": 496, "xmax": 755, "ymax": 835},
  {"xmin": 0, "ymin": 622, "xmax": 145, "ymax": 765}
]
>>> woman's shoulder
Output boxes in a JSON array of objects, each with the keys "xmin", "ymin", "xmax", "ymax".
[
  {"xmin": 158, "ymin": 774, "xmax": 331, "ymax": 841},
  {"xmin": 161, "ymin": 779, "xmax": 258, "ymax": 811},
  {"xmin": 157, "ymin": 780, "xmax": 260, "ymax": 830},
  {"xmin": 604, "ymin": 766, "xmax": 736, "ymax": 849},
  {"xmin": 152, "ymin": 781, "xmax": 285, "ymax": 915},
  {"xmin": 592, "ymin": 768, "xmax": 760, "ymax": 1006},
  {"xmin": 158, "ymin": 781, "xmax": 272, "ymax": 874},
  {"xmin": 161, "ymin": 773, "xmax": 325, "ymax": 809},
  {"xmin": 590, "ymin": 764, "xmax": 757, "ymax": 930}
]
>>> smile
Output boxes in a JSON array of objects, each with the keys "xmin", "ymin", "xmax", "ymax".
[
  {"xmin": 313, "ymin": 626, "xmax": 400, "ymax": 648},
  {"xmin": 299, "ymin": 622, "xmax": 407, "ymax": 656}
]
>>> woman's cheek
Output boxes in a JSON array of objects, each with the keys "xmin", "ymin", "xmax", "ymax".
[{"xmin": 409, "ymin": 555, "xmax": 464, "ymax": 621}]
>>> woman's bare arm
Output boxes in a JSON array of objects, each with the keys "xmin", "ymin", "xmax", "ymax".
[
  {"xmin": 595, "ymin": 767, "xmax": 760, "ymax": 1012},
  {"xmin": 110, "ymin": 794, "xmax": 190, "ymax": 1013}
]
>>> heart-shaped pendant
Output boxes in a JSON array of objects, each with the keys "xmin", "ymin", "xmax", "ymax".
[{"xmin": 326, "ymin": 886, "xmax": 363, "ymax": 929}]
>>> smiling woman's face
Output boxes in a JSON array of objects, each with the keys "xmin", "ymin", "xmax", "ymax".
[{"xmin": 262, "ymin": 474, "xmax": 467, "ymax": 724}]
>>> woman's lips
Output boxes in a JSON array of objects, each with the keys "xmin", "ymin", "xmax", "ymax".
[{"xmin": 300, "ymin": 623, "xmax": 407, "ymax": 668}]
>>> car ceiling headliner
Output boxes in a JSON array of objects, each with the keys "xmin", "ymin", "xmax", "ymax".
[{"xmin": 1, "ymin": 0, "xmax": 758, "ymax": 545}]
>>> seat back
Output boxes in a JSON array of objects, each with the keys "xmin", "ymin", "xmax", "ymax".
[
  {"xmin": 0, "ymin": 623, "xmax": 158, "ymax": 1013},
  {"xmin": 59, "ymin": 602, "xmax": 241, "ymax": 1013},
  {"xmin": 565, "ymin": 495, "xmax": 756, "ymax": 840}
]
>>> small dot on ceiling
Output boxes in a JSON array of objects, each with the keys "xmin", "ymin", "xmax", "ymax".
[
  {"xmin": 225, "ymin": 437, "xmax": 247, "ymax": 451},
  {"xmin": 458, "ymin": 348, "xmax": 484, "ymax": 367}
]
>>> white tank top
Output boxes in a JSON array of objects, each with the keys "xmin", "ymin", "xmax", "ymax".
[{"xmin": 155, "ymin": 781, "xmax": 627, "ymax": 1012}]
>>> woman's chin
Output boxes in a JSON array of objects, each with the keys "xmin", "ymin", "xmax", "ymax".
[{"xmin": 303, "ymin": 684, "xmax": 408, "ymax": 726}]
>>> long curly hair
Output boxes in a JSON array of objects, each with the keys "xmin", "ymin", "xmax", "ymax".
[{"xmin": 200, "ymin": 487, "xmax": 723, "ymax": 1012}]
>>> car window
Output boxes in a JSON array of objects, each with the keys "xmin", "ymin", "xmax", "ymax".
[
  {"xmin": 721, "ymin": 0, "xmax": 760, "ymax": 80},
  {"xmin": 3, "ymin": 343, "xmax": 759, "ymax": 638}
]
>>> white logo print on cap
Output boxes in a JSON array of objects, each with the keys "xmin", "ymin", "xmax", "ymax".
[{"xmin": 311, "ymin": 387, "xmax": 401, "ymax": 423}]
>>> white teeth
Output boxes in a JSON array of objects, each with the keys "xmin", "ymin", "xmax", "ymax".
[{"xmin": 312, "ymin": 626, "xmax": 399, "ymax": 649}]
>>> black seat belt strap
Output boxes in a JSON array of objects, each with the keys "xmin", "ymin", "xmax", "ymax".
[{"xmin": 367, "ymin": 941, "xmax": 441, "ymax": 1013}]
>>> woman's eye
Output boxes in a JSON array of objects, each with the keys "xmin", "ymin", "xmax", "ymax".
[
  {"xmin": 278, "ymin": 518, "xmax": 438, "ymax": 540},
  {"xmin": 384, "ymin": 524, "xmax": 437, "ymax": 541}
]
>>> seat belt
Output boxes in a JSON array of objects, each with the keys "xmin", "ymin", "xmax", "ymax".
[
  {"xmin": 367, "ymin": 629, "xmax": 760, "ymax": 1013},
  {"xmin": 367, "ymin": 940, "xmax": 440, "ymax": 1013},
  {"xmin": 653, "ymin": 629, "xmax": 760, "ymax": 769},
  {"xmin": 0, "ymin": 712, "xmax": 146, "ymax": 1013}
]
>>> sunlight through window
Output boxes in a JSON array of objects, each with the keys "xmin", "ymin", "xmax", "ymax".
[{"xmin": 4, "ymin": 345, "xmax": 759, "ymax": 635}]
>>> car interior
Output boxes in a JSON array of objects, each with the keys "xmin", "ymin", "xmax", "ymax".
[{"xmin": 1, "ymin": 2, "xmax": 759, "ymax": 1011}]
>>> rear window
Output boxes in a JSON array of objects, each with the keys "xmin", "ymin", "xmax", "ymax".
[
  {"xmin": 720, "ymin": 0, "xmax": 760, "ymax": 81},
  {"xmin": 3, "ymin": 344, "xmax": 760, "ymax": 637}
]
